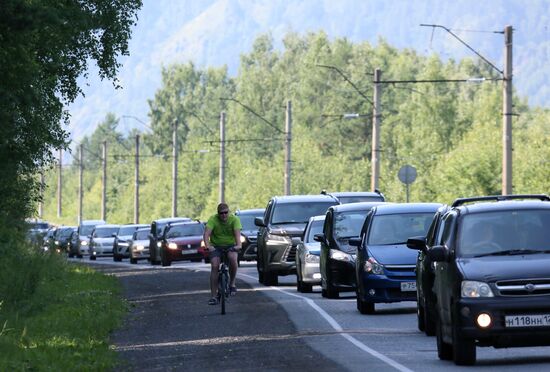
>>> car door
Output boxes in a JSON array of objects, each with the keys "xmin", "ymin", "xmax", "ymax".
[{"xmin": 432, "ymin": 213, "xmax": 456, "ymax": 328}]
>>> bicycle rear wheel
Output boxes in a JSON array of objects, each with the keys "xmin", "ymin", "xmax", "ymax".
[{"xmin": 220, "ymin": 269, "xmax": 227, "ymax": 315}]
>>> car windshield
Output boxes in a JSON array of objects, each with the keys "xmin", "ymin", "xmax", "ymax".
[
  {"xmin": 368, "ymin": 213, "xmax": 434, "ymax": 245},
  {"xmin": 166, "ymin": 224, "xmax": 204, "ymax": 239},
  {"xmin": 305, "ymin": 219, "xmax": 324, "ymax": 243},
  {"xmin": 338, "ymin": 196, "xmax": 383, "ymax": 204},
  {"xmin": 238, "ymin": 214, "xmax": 261, "ymax": 230},
  {"xmin": 458, "ymin": 210, "xmax": 550, "ymax": 258},
  {"xmin": 80, "ymin": 225, "xmax": 97, "ymax": 236},
  {"xmin": 135, "ymin": 229, "xmax": 150, "ymax": 240},
  {"xmin": 28, "ymin": 222, "xmax": 49, "ymax": 230},
  {"xmin": 58, "ymin": 228, "xmax": 74, "ymax": 238},
  {"xmin": 93, "ymin": 227, "xmax": 119, "ymax": 238},
  {"xmin": 118, "ymin": 226, "xmax": 139, "ymax": 236},
  {"xmin": 272, "ymin": 202, "xmax": 335, "ymax": 224},
  {"xmin": 334, "ymin": 210, "xmax": 370, "ymax": 239}
]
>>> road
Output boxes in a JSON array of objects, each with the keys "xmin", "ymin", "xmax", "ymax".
[{"xmin": 79, "ymin": 258, "xmax": 550, "ymax": 371}]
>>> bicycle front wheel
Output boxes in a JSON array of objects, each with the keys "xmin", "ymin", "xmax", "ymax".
[{"xmin": 220, "ymin": 270, "xmax": 227, "ymax": 315}]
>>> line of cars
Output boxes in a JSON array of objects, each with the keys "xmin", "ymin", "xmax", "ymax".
[{"xmin": 255, "ymin": 191, "xmax": 550, "ymax": 366}]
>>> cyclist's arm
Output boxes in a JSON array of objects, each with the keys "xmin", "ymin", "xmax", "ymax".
[
  {"xmin": 203, "ymin": 227, "xmax": 213, "ymax": 251},
  {"xmin": 233, "ymin": 228, "xmax": 242, "ymax": 250}
]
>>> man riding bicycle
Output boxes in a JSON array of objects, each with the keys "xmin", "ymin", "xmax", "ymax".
[{"xmin": 204, "ymin": 203, "xmax": 242, "ymax": 305}]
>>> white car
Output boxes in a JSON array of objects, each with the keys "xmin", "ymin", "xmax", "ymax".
[
  {"xmin": 129, "ymin": 227, "xmax": 151, "ymax": 264},
  {"xmin": 295, "ymin": 215, "xmax": 325, "ymax": 293},
  {"xmin": 89, "ymin": 224, "xmax": 120, "ymax": 260}
]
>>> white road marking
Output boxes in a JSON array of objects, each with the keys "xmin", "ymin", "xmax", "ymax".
[{"xmin": 237, "ymin": 272, "xmax": 414, "ymax": 372}]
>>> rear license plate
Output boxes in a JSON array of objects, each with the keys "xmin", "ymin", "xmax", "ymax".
[
  {"xmin": 505, "ymin": 314, "xmax": 550, "ymax": 328},
  {"xmin": 400, "ymin": 282, "xmax": 416, "ymax": 292},
  {"xmin": 183, "ymin": 249, "xmax": 197, "ymax": 255}
]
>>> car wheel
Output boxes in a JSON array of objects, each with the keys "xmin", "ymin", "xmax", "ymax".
[
  {"xmin": 301, "ymin": 282, "xmax": 313, "ymax": 293},
  {"xmin": 264, "ymin": 271, "xmax": 278, "ymax": 286},
  {"xmin": 321, "ymin": 288, "xmax": 327, "ymax": 297},
  {"xmin": 417, "ymin": 302, "xmax": 426, "ymax": 332},
  {"xmin": 424, "ymin": 305, "xmax": 437, "ymax": 336},
  {"xmin": 90, "ymin": 255, "xmax": 96, "ymax": 261},
  {"xmin": 130, "ymin": 258, "xmax": 137, "ymax": 264},
  {"xmin": 161, "ymin": 251, "xmax": 171, "ymax": 267},
  {"xmin": 436, "ymin": 318, "xmax": 453, "ymax": 360},
  {"xmin": 357, "ymin": 297, "xmax": 375, "ymax": 314},
  {"xmin": 113, "ymin": 254, "xmax": 122, "ymax": 262},
  {"xmin": 296, "ymin": 274, "xmax": 303, "ymax": 292},
  {"xmin": 452, "ymin": 324, "xmax": 476, "ymax": 365},
  {"xmin": 326, "ymin": 281, "xmax": 339, "ymax": 299},
  {"xmin": 68, "ymin": 252, "xmax": 74, "ymax": 258},
  {"xmin": 258, "ymin": 270, "xmax": 264, "ymax": 284}
]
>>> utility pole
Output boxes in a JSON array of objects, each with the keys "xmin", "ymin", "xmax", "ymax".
[
  {"xmin": 284, "ymin": 100, "xmax": 292, "ymax": 195},
  {"xmin": 219, "ymin": 112, "xmax": 226, "ymax": 203},
  {"xmin": 134, "ymin": 134, "xmax": 140, "ymax": 224},
  {"xmin": 101, "ymin": 141, "xmax": 107, "ymax": 221},
  {"xmin": 57, "ymin": 148, "xmax": 62, "ymax": 217},
  {"xmin": 172, "ymin": 119, "xmax": 178, "ymax": 217},
  {"xmin": 78, "ymin": 144, "xmax": 83, "ymax": 224},
  {"xmin": 371, "ymin": 69, "xmax": 382, "ymax": 192},
  {"xmin": 502, "ymin": 25, "xmax": 513, "ymax": 195}
]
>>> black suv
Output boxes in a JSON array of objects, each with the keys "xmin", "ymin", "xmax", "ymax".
[
  {"xmin": 427, "ymin": 194, "xmax": 550, "ymax": 365},
  {"xmin": 407, "ymin": 205, "xmax": 449, "ymax": 336},
  {"xmin": 255, "ymin": 195, "xmax": 339, "ymax": 286}
]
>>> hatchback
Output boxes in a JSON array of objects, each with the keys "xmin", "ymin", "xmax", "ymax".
[{"xmin": 352, "ymin": 203, "xmax": 442, "ymax": 314}]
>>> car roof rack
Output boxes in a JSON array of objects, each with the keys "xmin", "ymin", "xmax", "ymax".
[{"xmin": 451, "ymin": 194, "xmax": 550, "ymax": 208}]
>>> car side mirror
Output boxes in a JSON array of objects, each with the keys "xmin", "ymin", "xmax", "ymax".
[
  {"xmin": 348, "ymin": 237, "xmax": 362, "ymax": 247},
  {"xmin": 428, "ymin": 245, "xmax": 449, "ymax": 262},
  {"xmin": 254, "ymin": 217, "xmax": 266, "ymax": 227},
  {"xmin": 313, "ymin": 233, "xmax": 326, "ymax": 244},
  {"xmin": 112, "ymin": 233, "xmax": 117, "ymax": 237},
  {"xmin": 407, "ymin": 236, "xmax": 427, "ymax": 252}
]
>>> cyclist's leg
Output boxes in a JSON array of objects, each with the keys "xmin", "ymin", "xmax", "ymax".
[
  {"xmin": 210, "ymin": 255, "xmax": 221, "ymax": 298},
  {"xmin": 227, "ymin": 250, "xmax": 238, "ymax": 288}
]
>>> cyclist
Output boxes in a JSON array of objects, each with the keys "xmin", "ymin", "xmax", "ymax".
[{"xmin": 204, "ymin": 203, "xmax": 242, "ymax": 305}]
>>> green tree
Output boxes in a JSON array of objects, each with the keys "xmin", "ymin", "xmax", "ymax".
[{"xmin": 0, "ymin": 0, "xmax": 142, "ymax": 230}]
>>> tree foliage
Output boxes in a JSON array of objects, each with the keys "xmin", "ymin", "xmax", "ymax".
[
  {"xmin": 40, "ymin": 31, "xmax": 550, "ymax": 224},
  {"xmin": 0, "ymin": 0, "xmax": 141, "ymax": 230}
]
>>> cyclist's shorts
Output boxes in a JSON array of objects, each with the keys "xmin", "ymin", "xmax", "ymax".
[{"xmin": 209, "ymin": 245, "xmax": 237, "ymax": 259}]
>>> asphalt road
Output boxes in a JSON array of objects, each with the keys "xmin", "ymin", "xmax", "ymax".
[
  {"xmin": 90, "ymin": 262, "xmax": 342, "ymax": 371},
  {"xmin": 81, "ymin": 259, "xmax": 550, "ymax": 371}
]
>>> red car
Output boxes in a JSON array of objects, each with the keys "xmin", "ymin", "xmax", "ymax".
[{"xmin": 159, "ymin": 221, "xmax": 205, "ymax": 266}]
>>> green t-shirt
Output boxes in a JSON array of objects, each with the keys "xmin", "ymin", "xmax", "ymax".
[{"xmin": 206, "ymin": 214, "xmax": 242, "ymax": 246}]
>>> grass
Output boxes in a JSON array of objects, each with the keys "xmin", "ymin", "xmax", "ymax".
[{"xmin": 0, "ymin": 244, "xmax": 128, "ymax": 371}]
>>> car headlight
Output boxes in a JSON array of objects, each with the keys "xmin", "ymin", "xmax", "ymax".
[
  {"xmin": 363, "ymin": 257, "xmax": 384, "ymax": 275},
  {"xmin": 157, "ymin": 242, "xmax": 162, "ymax": 248},
  {"xmin": 266, "ymin": 233, "xmax": 291, "ymax": 243},
  {"xmin": 168, "ymin": 242, "xmax": 178, "ymax": 250},
  {"xmin": 329, "ymin": 249, "xmax": 354, "ymax": 263},
  {"xmin": 80, "ymin": 240, "xmax": 88, "ymax": 246},
  {"xmin": 461, "ymin": 281, "xmax": 494, "ymax": 298},
  {"xmin": 54, "ymin": 240, "xmax": 60, "ymax": 245},
  {"xmin": 240, "ymin": 235, "xmax": 247, "ymax": 244},
  {"xmin": 305, "ymin": 252, "xmax": 320, "ymax": 263},
  {"xmin": 136, "ymin": 245, "xmax": 144, "ymax": 251}
]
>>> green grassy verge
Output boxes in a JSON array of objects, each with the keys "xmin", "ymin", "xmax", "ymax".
[{"xmin": 0, "ymin": 247, "xmax": 127, "ymax": 371}]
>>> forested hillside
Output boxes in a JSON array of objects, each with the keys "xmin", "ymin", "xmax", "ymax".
[{"xmin": 42, "ymin": 32, "xmax": 550, "ymax": 224}]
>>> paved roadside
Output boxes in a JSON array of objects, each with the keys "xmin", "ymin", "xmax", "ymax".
[{"xmin": 92, "ymin": 264, "xmax": 343, "ymax": 371}]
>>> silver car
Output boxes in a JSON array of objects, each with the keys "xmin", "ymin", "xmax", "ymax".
[
  {"xmin": 129, "ymin": 227, "xmax": 151, "ymax": 264},
  {"xmin": 296, "ymin": 215, "xmax": 325, "ymax": 293},
  {"xmin": 89, "ymin": 224, "xmax": 120, "ymax": 260}
]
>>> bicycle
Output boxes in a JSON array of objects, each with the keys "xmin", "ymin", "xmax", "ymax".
[{"xmin": 217, "ymin": 246, "xmax": 234, "ymax": 315}]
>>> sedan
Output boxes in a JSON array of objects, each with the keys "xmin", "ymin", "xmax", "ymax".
[
  {"xmin": 295, "ymin": 215, "xmax": 325, "ymax": 292},
  {"xmin": 113, "ymin": 224, "xmax": 149, "ymax": 261},
  {"xmin": 129, "ymin": 227, "xmax": 151, "ymax": 264},
  {"xmin": 159, "ymin": 221, "xmax": 204, "ymax": 266},
  {"xmin": 89, "ymin": 224, "xmax": 120, "ymax": 260}
]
